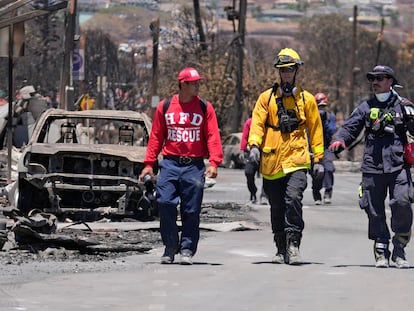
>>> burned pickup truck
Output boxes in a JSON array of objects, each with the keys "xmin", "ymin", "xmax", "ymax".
[{"xmin": 16, "ymin": 109, "xmax": 157, "ymax": 220}]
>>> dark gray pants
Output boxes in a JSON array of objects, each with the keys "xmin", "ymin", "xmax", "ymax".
[
  {"xmin": 263, "ymin": 169, "xmax": 307, "ymax": 237},
  {"xmin": 244, "ymin": 157, "xmax": 258, "ymax": 198},
  {"xmin": 244, "ymin": 152, "xmax": 267, "ymax": 200},
  {"xmin": 359, "ymin": 168, "xmax": 413, "ymax": 244}
]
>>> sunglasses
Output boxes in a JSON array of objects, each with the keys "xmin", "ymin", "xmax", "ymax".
[
  {"xmin": 279, "ymin": 66, "xmax": 297, "ymax": 73},
  {"xmin": 367, "ymin": 75, "xmax": 389, "ymax": 82}
]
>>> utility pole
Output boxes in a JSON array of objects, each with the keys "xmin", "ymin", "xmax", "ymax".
[
  {"xmin": 348, "ymin": 5, "xmax": 358, "ymax": 161},
  {"xmin": 375, "ymin": 16, "xmax": 385, "ymax": 66},
  {"xmin": 0, "ymin": 0, "xmax": 68, "ymax": 181},
  {"xmin": 193, "ymin": 0, "xmax": 206, "ymax": 51},
  {"xmin": 59, "ymin": 0, "xmax": 77, "ymax": 109},
  {"xmin": 348, "ymin": 5, "xmax": 358, "ymax": 119},
  {"xmin": 149, "ymin": 18, "xmax": 159, "ymax": 103},
  {"xmin": 7, "ymin": 24, "xmax": 14, "ymax": 184},
  {"xmin": 231, "ymin": 0, "xmax": 246, "ymax": 133}
]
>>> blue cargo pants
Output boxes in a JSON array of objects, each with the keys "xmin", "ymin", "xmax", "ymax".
[{"xmin": 156, "ymin": 158, "xmax": 205, "ymax": 256}]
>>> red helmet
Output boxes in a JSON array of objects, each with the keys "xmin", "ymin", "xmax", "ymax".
[{"xmin": 315, "ymin": 93, "xmax": 328, "ymax": 106}]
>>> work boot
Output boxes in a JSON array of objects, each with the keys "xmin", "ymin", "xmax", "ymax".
[
  {"xmin": 391, "ymin": 234, "xmax": 410, "ymax": 269},
  {"xmin": 272, "ymin": 233, "xmax": 286, "ymax": 264},
  {"xmin": 160, "ymin": 247, "xmax": 177, "ymax": 264},
  {"xmin": 286, "ymin": 232, "xmax": 302, "ymax": 265},
  {"xmin": 259, "ymin": 196, "xmax": 268, "ymax": 205},
  {"xmin": 250, "ymin": 193, "xmax": 257, "ymax": 204},
  {"xmin": 312, "ymin": 189, "xmax": 321, "ymax": 204},
  {"xmin": 324, "ymin": 189, "xmax": 332, "ymax": 204},
  {"xmin": 272, "ymin": 253, "xmax": 285, "ymax": 264},
  {"xmin": 392, "ymin": 246, "xmax": 409, "ymax": 269},
  {"xmin": 179, "ymin": 250, "xmax": 193, "ymax": 265},
  {"xmin": 374, "ymin": 242, "xmax": 390, "ymax": 268}
]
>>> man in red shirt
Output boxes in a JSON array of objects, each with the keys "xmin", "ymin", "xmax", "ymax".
[{"xmin": 140, "ymin": 67, "xmax": 223, "ymax": 265}]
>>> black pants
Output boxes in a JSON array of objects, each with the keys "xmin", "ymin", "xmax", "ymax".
[
  {"xmin": 263, "ymin": 169, "xmax": 307, "ymax": 236},
  {"xmin": 311, "ymin": 150, "xmax": 335, "ymax": 200},
  {"xmin": 244, "ymin": 158, "xmax": 258, "ymax": 197},
  {"xmin": 244, "ymin": 156, "xmax": 266, "ymax": 200}
]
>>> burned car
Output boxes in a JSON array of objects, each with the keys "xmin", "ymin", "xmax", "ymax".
[
  {"xmin": 16, "ymin": 109, "xmax": 157, "ymax": 220},
  {"xmin": 221, "ymin": 132, "xmax": 245, "ymax": 169}
]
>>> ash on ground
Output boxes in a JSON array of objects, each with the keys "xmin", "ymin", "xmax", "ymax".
[{"xmin": 0, "ymin": 202, "xmax": 256, "ymax": 266}]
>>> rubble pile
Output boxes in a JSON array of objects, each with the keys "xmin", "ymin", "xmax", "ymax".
[{"xmin": 0, "ymin": 203, "xmax": 256, "ymax": 265}]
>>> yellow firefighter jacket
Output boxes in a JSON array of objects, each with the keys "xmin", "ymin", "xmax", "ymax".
[{"xmin": 248, "ymin": 86, "xmax": 324, "ymax": 180}]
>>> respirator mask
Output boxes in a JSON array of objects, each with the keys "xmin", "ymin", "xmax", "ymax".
[{"xmin": 280, "ymin": 83, "xmax": 297, "ymax": 97}]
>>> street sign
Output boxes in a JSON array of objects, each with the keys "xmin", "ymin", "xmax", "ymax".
[{"xmin": 80, "ymin": 93, "xmax": 94, "ymax": 110}]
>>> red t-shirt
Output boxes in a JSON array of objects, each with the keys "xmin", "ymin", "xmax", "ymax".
[
  {"xmin": 240, "ymin": 117, "xmax": 251, "ymax": 151},
  {"xmin": 144, "ymin": 94, "xmax": 223, "ymax": 167}
]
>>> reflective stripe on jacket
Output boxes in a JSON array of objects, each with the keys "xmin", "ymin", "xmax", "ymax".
[{"xmin": 335, "ymin": 95, "xmax": 408, "ymax": 173}]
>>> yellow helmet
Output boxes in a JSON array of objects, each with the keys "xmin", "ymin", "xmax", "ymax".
[{"xmin": 274, "ymin": 48, "xmax": 304, "ymax": 68}]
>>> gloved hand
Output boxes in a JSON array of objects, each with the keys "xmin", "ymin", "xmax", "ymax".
[
  {"xmin": 402, "ymin": 98, "xmax": 414, "ymax": 107},
  {"xmin": 249, "ymin": 146, "xmax": 261, "ymax": 163},
  {"xmin": 329, "ymin": 141, "xmax": 346, "ymax": 155},
  {"xmin": 402, "ymin": 100, "xmax": 414, "ymax": 117},
  {"xmin": 313, "ymin": 163, "xmax": 324, "ymax": 181}
]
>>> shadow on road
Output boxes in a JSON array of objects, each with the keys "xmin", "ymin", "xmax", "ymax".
[
  {"xmin": 333, "ymin": 264, "xmax": 413, "ymax": 269},
  {"xmin": 251, "ymin": 261, "xmax": 324, "ymax": 265}
]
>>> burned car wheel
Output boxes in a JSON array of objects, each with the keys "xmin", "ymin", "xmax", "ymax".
[
  {"xmin": 221, "ymin": 132, "xmax": 245, "ymax": 169},
  {"xmin": 126, "ymin": 192, "xmax": 158, "ymax": 221}
]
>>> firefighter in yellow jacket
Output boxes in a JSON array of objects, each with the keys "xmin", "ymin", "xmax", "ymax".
[{"xmin": 248, "ymin": 48, "xmax": 324, "ymax": 265}]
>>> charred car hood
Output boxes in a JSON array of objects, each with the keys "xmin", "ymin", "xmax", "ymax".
[{"xmin": 22, "ymin": 143, "xmax": 147, "ymax": 162}]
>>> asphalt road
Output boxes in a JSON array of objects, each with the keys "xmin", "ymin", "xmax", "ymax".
[{"xmin": 1, "ymin": 168, "xmax": 414, "ymax": 311}]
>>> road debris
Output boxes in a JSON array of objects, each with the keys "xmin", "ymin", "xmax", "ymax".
[{"xmin": 0, "ymin": 202, "xmax": 258, "ymax": 265}]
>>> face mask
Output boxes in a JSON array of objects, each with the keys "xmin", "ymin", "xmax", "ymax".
[
  {"xmin": 375, "ymin": 92, "xmax": 391, "ymax": 102},
  {"xmin": 280, "ymin": 83, "xmax": 297, "ymax": 97}
]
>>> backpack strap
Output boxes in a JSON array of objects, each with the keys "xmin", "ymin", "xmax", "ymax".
[
  {"xmin": 162, "ymin": 96, "xmax": 172, "ymax": 115},
  {"xmin": 163, "ymin": 96, "xmax": 207, "ymax": 115},
  {"xmin": 267, "ymin": 83, "xmax": 278, "ymax": 106},
  {"xmin": 264, "ymin": 83, "xmax": 279, "ymax": 130},
  {"xmin": 199, "ymin": 98, "xmax": 208, "ymax": 115}
]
